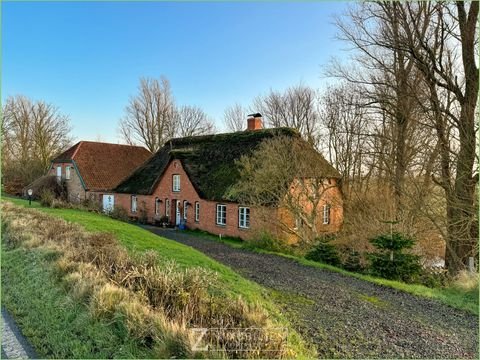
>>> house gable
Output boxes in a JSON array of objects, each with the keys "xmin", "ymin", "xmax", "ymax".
[{"xmin": 51, "ymin": 141, "xmax": 151, "ymax": 191}]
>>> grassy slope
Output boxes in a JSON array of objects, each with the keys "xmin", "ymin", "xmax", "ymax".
[
  {"xmin": 1, "ymin": 246, "xmax": 156, "ymax": 358},
  {"xmin": 187, "ymin": 228, "xmax": 479, "ymax": 315},
  {"xmin": 1, "ymin": 197, "xmax": 313, "ymax": 357}
]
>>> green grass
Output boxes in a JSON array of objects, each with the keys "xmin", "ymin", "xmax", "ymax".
[
  {"xmin": 1, "ymin": 246, "xmax": 156, "ymax": 358},
  {"xmin": 1, "ymin": 197, "xmax": 315, "ymax": 358}
]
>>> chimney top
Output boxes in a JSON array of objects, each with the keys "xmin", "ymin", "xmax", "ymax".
[{"xmin": 247, "ymin": 113, "xmax": 263, "ymax": 131}]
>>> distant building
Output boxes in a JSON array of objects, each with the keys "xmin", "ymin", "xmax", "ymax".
[{"xmin": 47, "ymin": 141, "xmax": 150, "ymax": 204}]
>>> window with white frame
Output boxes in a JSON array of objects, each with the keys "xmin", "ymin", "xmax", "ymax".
[
  {"xmin": 165, "ymin": 198, "xmax": 170, "ymax": 218},
  {"xmin": 131, "ymin": 195, "xmax": 137, "ymax": 213},
  {"xmin": 293, "ymin": 217, "xmax": 303, "ymax": 230},
  {"xmin": 155, "ymin": 197, "xmax": 160, "ymax": 216},
  {"xmin": 173, "ymin": 174, "xmax": 181, "ymax": 192},
  {"xmin": 183, "ymin": 200, "xmax": 188, "ymax": 220},
  {"xmin": 216, "ymin": 204, "xmax": 226, "ymax": 225},
  {"xmin": 56, "ymin": 166, "xmax": 62, "ymax": 179},
  {"xmin": 238, "ymin": 207, "xmax": 250, "ymax": 229},
  {"xmin": 195, "ymin": 202, "xmax": 200, "ymax": 222},
  {"xmin": 65, "ymin": 166, "xmax": 71, "ymax": 180},
  {"xmin": 323, "ymin": 204, "xmax": 331, "ymax": 225}
]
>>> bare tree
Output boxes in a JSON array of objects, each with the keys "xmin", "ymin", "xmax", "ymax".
[
  {"xmin": 253, "ymin": 85, "xmax": 320, "ymax": 146},
  {"xmin": 119, "ymin": 77, "xmax": 176, "ymax": 152},
  {"xmin": 31, "ymin": 100, "xmax": 72, "ymax": 171},
  {"xmin": 330, "ymin": 2, "xmax": 431, "ymax": 215},
  {"xmin": 318, "ymin": 83, "xmax": 371, "ymax": 197},
  {"xmin": 2, "ymin": 95, "xmax": 72, "ymax": 193},
  {"xmin": 173, "ymin": 105, "xmax": 215, "ymax": 137},
  {"xmin": 330, "ymin": 1, "xmax": 478, "ymax": 273},
  {"xmin": 223, "ymin": 103, "xmax": 248, "ymax": 132},
  {"xmin": 229, "ymin": 136, "xmax": 341, "ymax": 244},
  {"xmin": 390, "ymin": 1, "xmax": 479, "ymax": 273}
]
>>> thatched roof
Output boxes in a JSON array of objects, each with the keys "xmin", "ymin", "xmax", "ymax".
[{"xmin": 115, "ymin": 128, "xmax": 340, "ymax": 200}]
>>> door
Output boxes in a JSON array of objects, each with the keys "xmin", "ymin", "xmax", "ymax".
[
  {"xmin": 175, "ymin": 200, "xmax": 181, "ymax": 226},
  {"xmin": 103, "ymin": 194, "xmax": 115, "ymax": 213}
]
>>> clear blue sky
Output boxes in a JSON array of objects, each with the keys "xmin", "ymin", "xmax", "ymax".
[{"xmin": 2, "ymin": 1, "xmax": 348, "ymax": 143}]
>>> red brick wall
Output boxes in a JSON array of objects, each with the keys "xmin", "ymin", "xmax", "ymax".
[
  {"xmin": 115, "ymin": 160, "xmax": 263, "ymax": 239},
  {"xmin": 114, "ymin": 159, "xmax": 344, "ymax": 241}
]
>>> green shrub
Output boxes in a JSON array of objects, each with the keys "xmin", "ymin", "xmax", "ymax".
[
  {"xmin": 342, "ymin": 250, "xmax": 365, "ymax": 273},
  {"xmin": 39, "ymin": 189, "xmax": 55, "ymax": 207},
  {"xmin": 109, "ymin": 206, "xmax": 130, "ymax": 222},
  {"xmin": 416, "ymin": 269, "xmax": 449, "ymax": 288},
  {"xmin": 245, "ymin": 231, "xmax": 292, "ymax": 254},
  {"xmin": 305, "ymin": 236, "xmax": 341, "ymax": 267},
  {"xmin": 29, "ymin": 176, "xmax": 68, "ymax": 201},
  {"xmin": 82, "ymin": 198, "xmax": 102, "ymax": 213},
  {"xmin": 367, "ymin": 232, "xmax": 422, "ymax": 282},
  {"xmin": 138, "ymin": 202, "xmax": 148, "ymax": 224}
]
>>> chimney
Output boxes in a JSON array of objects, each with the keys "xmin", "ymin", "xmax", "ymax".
[{"xmin": 247, "ymin": 113, "xmax": 263, "ymax": 131}]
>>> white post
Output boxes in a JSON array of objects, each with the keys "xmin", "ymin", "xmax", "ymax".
[{"xmin": 468, "ymin": 257, "xmax": 475, "ymax": 273}]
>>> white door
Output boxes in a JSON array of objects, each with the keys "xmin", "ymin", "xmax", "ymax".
[
  {"xmin": 103, "ymin": 194, "xmax": 115, "ymax": 213},
  {"xmin": 175, "ymin": 200, "xmax": 181, "ymax": 225}
]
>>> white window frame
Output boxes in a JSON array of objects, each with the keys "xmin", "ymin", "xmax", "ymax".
[
  {"xmin": 216, "ymin": 204, "xmax": 227, "ymax": 226},
  {"xmin": 173, "ymin": 174, "xmax": 181, "ymax": 192},
  {"xmin": 131, "ymin": 195, "xmax": 137, "ymax": 213},
  {"xmin": 238, "ymin": 207, "xmax": 250, "ymax": 229},
  {"xmin": 65, "ymin": 166, "xmax": 71, "ymax": 180},
  {"xmin": 323, "ymin": 204, "xmax": 330, "ymax": 225},
  {"xmin": 195, "ymin": 202, "xmax": 200, "ymax": 222},
  {"xmin": 56, "ymin": 166, "xmax": 62, "ymax": 179},
  {"xmin": 155, "ymin": 197, "xmax": 160, "ymax": 216},
  {"xmin": 183, "ymin": 200, "xmax": 188, "ymax": 220},
  {"xmin": 165, "ymin": 198, "xmax": 170, "ymax": 218}
]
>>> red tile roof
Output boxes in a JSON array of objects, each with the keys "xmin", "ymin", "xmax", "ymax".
[{"xmin": 52, "ymin": 141, "xmax": 151, "ymax": 191}]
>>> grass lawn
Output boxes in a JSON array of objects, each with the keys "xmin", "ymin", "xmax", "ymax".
[
  {"xmin": 1, "ymin": 196, "xmax": 314, "ymax": 358},
  {"xmin": 186, "ymin": 218, "xmax": 479, "ymax": 315},
  {"xmin": 1, "ymin": 246, "xmax": 157, "ymax": 358}
]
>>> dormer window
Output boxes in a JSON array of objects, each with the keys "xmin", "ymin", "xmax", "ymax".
[{"xmin": 65, "ymin": 166, "xmax": 71, "ymax": 180}]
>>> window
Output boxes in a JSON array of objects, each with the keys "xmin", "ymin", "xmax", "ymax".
[
  {"xmin": 155, "ymin": 197, "xmax": 161, "ymax": 216},
  {"xmin": 65, "ymin": 166, "xmax": 71, "ymax": 180},
  {"xmin": 131, "ymin": 195, "xmax": 137, "ymax": 213},
  {"xmin": 216, "ymin": 204, "xmax": 226, "ymax": 225},
  {"xmin": 56, "ymin": 166, "xmax": 62, "ymax": 179},
  {"xmin": 195, "ymin": 202, "xmax": 200, "ymax": 222},
  {"xmin": 293, "ymin": 217, "xmax": 303, "ymax": 231},
  {"xmin": 238, "ymin": 207, "xmax": 250, "ymax": 229},
  {"xmin": 323, "ymin": 204, "xmax": 331, "ymax": 225},
  {"xmin": 165, "ymin": 199, "xmax": 170, "ymax": 218},
  {"xmin": 183, "ymin": 200, "xmax": 188, "ymax": 220},
  {"xmin": 173, "ymin": 174, "xmax": 181, "ymax": 192}
]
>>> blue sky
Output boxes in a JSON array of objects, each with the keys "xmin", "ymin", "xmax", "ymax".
[{"xmin": 2, "ymin": 1, "xmax": 349, "ymax": 143}]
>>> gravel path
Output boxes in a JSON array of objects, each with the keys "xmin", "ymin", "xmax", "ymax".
[
  {"xmin": 143, "ymin": 226, "xmax": 479, "ymax": 359},
  {"xmin": 1, "ymin": 308, "xmax": 37, "ymax": 359}
]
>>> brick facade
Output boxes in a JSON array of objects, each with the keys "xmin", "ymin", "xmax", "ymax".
[
  {"xmin": 115, "ymin": 159, "xmax": 343, "ymax": 241},
  {"xmin": 48, "ymin": 162, "xmax": 86, "ymax": 203}
]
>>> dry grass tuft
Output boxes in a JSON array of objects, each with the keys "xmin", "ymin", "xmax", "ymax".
[{"xmin": 453, "ymin": 270, "xmax": 479, "ymax": 291}]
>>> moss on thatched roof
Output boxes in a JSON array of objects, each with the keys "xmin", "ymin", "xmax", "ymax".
[{"xmin": 115, "ymin": 128, "xmax": 340, "ymax": 200}]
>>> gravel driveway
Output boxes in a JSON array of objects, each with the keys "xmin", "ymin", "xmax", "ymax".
[{"xmin": 143, "ymin": 226, "xmax": 478, "ymax": 359}]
